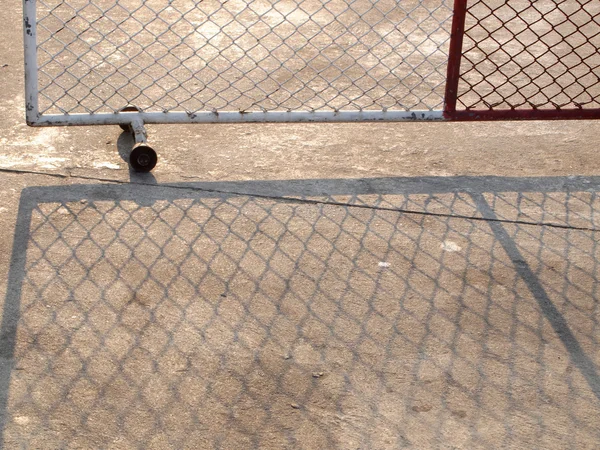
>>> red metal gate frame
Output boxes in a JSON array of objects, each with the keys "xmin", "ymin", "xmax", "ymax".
[{"xmin": 444, "ymin": 0, "xmax": 600, "ymax": 121}]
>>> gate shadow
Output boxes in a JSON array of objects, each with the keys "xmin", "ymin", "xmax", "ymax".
[{"xmin": 1, "ymin": 175, "xmax": 600, "ymax": 448}]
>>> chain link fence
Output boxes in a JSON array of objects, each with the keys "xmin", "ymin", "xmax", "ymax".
[
  {"xmin": 34, "ymin": 0, "xmax": 453, "ymax": 115},
  {"xmin": 452, "ymin": 0, "xmax": 600, "ymax": 116},
  {"xmin": 25, "ymin": 0, "xmax": 600, "ymax": 124}
]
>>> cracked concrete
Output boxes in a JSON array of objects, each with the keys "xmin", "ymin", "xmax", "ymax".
[
  {"xmin": 1, "ymin": 167, "xmax": 599, "ymax": 232},
  {"xmin": 2, "ymin": 0, "xmax": 600, "ymax": 448},
  {"xmin": 1, "ymin": 172, "xmax": 600, "ymax": 449}
]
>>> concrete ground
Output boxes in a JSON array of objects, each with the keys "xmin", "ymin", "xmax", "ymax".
[{"xmin": 2, "ymin": 2, "xmax": 600, "ymax": 450}]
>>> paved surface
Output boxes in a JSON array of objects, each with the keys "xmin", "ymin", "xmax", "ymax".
[{"xmin": 3, "ymin": 1, "xmax": 600, "ymax": 449}]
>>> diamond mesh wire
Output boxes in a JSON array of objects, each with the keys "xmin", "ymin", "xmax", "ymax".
[
  {"xmin": 34, "ymin": 0, "xmax": 453, "ymax": 115},
  {"xmin": 456, "ymin": 0, "xmax": 600, "ymax": 111}
]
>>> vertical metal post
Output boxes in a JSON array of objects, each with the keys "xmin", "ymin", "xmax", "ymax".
[
  {"xmin": 23, "ymin": 0, "xmax": 39, "ymax": 125},
  {"xmin": 443, "ymin": 0, "xmax": 468, "ymax": 119}
]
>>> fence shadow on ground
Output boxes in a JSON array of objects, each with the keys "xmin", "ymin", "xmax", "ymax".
[{"xmin": 1, "ymin": 175, "xmax": 600, "ymax": 448}]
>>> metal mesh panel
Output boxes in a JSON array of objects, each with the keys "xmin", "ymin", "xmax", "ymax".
[
  {"xmin": 456, "ymin": 0, "xmax": 600, "ymax": 111},
  {"xmin": 35, "ymin": 0, "xmax": 452, "ymax": 115}
]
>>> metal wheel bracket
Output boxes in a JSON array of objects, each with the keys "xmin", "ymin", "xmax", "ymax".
[{"xmin": 127, "ymin": 118, "xmax": 157, "ymax": 172}]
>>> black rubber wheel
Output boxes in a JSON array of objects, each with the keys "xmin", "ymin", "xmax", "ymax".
[
  {"xmin": 118, "ymin": 106, "xmax": 141, "ymax": 131},
  {"xmin": 130, "ymin": 145, "xmax": 158, "ymax": 172}
]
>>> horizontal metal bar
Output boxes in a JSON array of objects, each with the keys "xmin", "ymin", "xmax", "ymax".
[
  {"xmin": 448, "ymin": 108, "xmax": 600, "ymax": 121},
  {"xmin": 29, "ymin": 110, "xmax": 445, "ymax": 126}
]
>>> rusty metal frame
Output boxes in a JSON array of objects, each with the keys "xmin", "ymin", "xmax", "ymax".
[{"xmin": 444, "ymin": 0, "xmax": 600, "ymax": 121}]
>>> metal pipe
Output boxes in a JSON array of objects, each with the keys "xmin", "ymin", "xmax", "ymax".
[
  {"xmin": 443, "ymin": 0, "xmax": 468, "ymax": 118},
  {"xmin": 28, "ymin": 110, "xmax": 446, "ymax": 127},
  {"xmin": 130, "ymin": 118, "xmax": 148, "ymax": 144},
  {"xmin": 22, "ymin": 0, "xmax": 39, "ymax": 125}
]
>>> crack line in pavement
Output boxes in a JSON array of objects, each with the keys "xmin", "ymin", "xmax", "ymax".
[{"xmin": 1, "ymin": 167, "xmax": 599, "ymax": 233}]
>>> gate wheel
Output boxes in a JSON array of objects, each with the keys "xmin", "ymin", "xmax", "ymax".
[{"xmin": 130, "ymin": 144, "xmax": 158, "ymax": 173}]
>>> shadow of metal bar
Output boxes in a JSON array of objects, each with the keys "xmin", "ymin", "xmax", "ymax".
[
  {"xmin": 0, "ymin": 194, "xmax": 35, "ymax": 439},
  {"xmin": 471, "ymin": 192, "xmax": 600, "ymax": 401}
]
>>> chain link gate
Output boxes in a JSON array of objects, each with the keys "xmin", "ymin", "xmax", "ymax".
[
  {"xmin": 446, "ymin": 0, "xmax": 600, "ymax": 120},
  {"xmin": 23, "ymin": 0, "xmax": 600, "ymax": 171}
]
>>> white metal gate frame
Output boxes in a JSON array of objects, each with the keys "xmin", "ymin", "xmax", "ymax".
[
  {"xmin": 23, "ymin": 0, "xmax": 446, "ymax": 127},
  {"xmin": 22, "ymin": 0, "xmax": 600, "ymax": 172}
]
